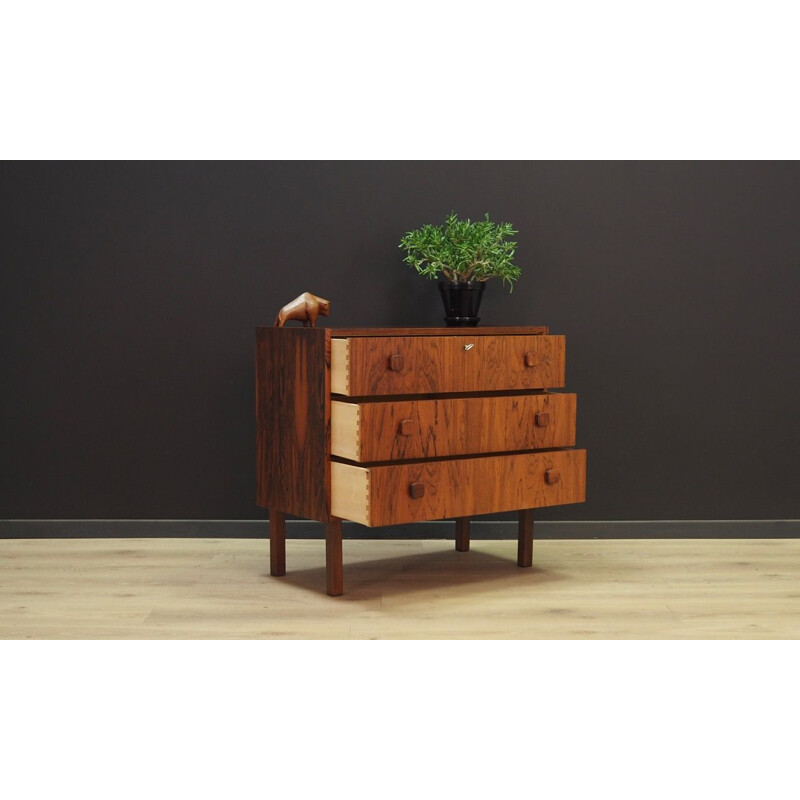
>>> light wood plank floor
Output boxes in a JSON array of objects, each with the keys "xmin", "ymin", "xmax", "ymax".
[{"xmin": 1, "ymin": 537, "xmax": 798, "ymax": 639}]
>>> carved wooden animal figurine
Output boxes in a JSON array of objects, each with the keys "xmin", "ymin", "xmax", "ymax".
[{"xmin": 274, "ymin": 292, "xmax": 331, "ymax": 328}]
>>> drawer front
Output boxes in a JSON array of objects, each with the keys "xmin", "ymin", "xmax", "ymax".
[
  {"xmin": 331, "ymin": 449, "xmax": 586, "ymax": 527},
  {"xmin": 331, "ymin": 393, "xmax": 577, "ymax": 462},
  {"xmin": 331, "ymin": 335, "xmax": 565, "ymax": 396}
]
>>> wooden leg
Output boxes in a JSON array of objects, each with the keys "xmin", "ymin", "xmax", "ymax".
[
  {"xmin": 518, "ymin": 509, "xmax": 534, "ymax": 568},
  {"xmin": 326, "ymin": 518, "xmax": 343, "ymax": 596},
  {"xmin": 455, "ymin": 517, "xmax": 470, "ymax": 552},
  {"xmin": 270, "ymin": 509, "xmax": 286, "ymax": 577}
]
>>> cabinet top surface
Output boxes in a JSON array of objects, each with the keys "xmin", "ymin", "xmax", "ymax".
[{"xmin": 256, "ymin": 326, "xmax": 549, "ymax": 337}]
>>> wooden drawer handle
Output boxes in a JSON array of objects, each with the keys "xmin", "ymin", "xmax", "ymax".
[
  {"xmin": 409, "ymin": 482, "xmax": 425, "ymax": 499},
  {"xmin": 535, "ymin": 412, "xmax": 550, "ymax": 427},
  {"xmin": 524, "ymin": 352, "xmax": 537, "ymax": 367},
  {"xmin": 398, "ymin": 419, "xmax": 418, "ymax": 436},
  {"xmin": 388, "ymin": 354, "xmax": 404, "ymax": 371},
  {"xmin": 545, "ymin": 469, "xmax": 561, "ymax": 485}
]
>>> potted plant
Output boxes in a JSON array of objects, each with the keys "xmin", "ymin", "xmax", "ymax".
[{"xmin": 399, "ymin": 211, "xmax": 521, "ymax": 326}]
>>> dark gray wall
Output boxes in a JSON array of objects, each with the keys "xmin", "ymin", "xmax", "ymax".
[{"xmin": 2, "ymin": 162, "xmax": 799, "ymax": 523}]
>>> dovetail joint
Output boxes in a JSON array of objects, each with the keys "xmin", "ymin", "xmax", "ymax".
[
  {"xmin": 356, "ymin": 405, "xmax": 362, "ymax": 461},
  {"xmin": 365, "ymin": 469, "xmax": 371, "ymax": 524},
  {"xmin": 345, "ymin": 341, "xmax": 351, "ymax": 395}
]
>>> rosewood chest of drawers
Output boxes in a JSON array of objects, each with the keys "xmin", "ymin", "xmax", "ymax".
[{"xmin": 256, "ymin": 326, "xmax": 586, "ymax": 595}]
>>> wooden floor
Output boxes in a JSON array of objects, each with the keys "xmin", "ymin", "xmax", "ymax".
[{"xmin": 1, "ymin": 537, "xmax": 799, "ymax": 639}]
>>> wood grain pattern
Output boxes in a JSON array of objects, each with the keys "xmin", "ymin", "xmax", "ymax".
[
  {"xmin": 257, "ymin": 324, "xmax": 583, "ymax": 593},
  {"xmin": 332, "ymin": 393, "xmax": 576, "ymax": 462},
  {"xmin": 256, "ymin": 327, "xmax": 331, "ymax": 522},
  {"xmin": 328, "ymin": 326, "xmax": 548, "ymax": 337},
  {"xmin": 331, "ymin": 449, "xmax": 586, "ymax": 527},
  {"xmin": 340, "ymin": 335, "xmax": 565, "ymax": 396}
]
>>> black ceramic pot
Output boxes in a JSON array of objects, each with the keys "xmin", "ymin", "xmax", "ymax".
[{"xmin": 438, "ymin": 280, "xmax": 485, "ymax": 326}]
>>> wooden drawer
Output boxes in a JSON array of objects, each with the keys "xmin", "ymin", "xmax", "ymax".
[
  {"xmin": 332, "ymin": 393, "xmax": 577, "ymax": 462},
  {"xmin": 331, "ymin": 449, "xmax": 586, "ymax": 527},
  {"xmin": 331, "ymin": 334, "xmax": 565, "ymax": 396}
]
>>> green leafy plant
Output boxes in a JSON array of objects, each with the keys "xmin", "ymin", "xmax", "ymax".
[{"xmin": 399, "ymin": 211, "xmax": 522, "ymax": 291}]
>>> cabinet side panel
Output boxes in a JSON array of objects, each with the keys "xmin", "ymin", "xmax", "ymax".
[{"xmin": 256, "ymin": 327, "xmax": 330, "ymax": 522}]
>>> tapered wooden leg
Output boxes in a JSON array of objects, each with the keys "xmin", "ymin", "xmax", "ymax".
[
  {"xmin": 326, "ymin": 518, "xmax": 343, "ymax": 596},
  {"xmin": 270, "ymin": 509, "xmax": 286, "ymax": 576},
  {"xmin": 518, "ymin": 509, "xmax": 534, "ymax": 567},
  {"xmin": 455, "ymin": 517, "xmax": 470, "ymax": 552}
]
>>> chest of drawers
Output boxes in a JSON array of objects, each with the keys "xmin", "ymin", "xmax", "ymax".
[{"xmin": 256, "ymin": 326, "xmax": 586, "ymax": 595}]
